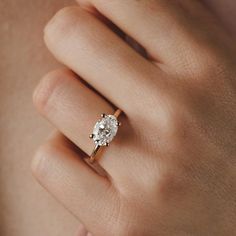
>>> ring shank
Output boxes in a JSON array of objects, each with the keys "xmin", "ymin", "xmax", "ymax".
[
  {"xmin": 114, "ymin": 109, "xmax": 122, "ymax": 118},
  {"xmin": 90, "ymin": 144, "xmax": 100, "ymax": 163}
]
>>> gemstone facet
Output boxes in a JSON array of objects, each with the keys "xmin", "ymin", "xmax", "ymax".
[{"xmin": 92, "ymin": 114, "xmax": 119, "ymax": 146}]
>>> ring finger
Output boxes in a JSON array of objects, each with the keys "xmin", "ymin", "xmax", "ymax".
[{"xmin": 33, "ymin": 68, "xmax": 139, "ymax": 184}]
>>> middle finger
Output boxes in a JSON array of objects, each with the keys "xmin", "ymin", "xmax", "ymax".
[{"xmin": 44, "ymin": 6, "xmax": 165, "ymax": 114}]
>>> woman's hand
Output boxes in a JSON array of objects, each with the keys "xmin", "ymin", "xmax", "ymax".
[{"xmin": 32, "ymin": 1, "xmax": 236, "ymax": 235}]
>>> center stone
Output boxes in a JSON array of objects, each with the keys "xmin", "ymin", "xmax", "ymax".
[{"xmin": 92, "ymin": 115, "xmax": 119, "ymax": 146}]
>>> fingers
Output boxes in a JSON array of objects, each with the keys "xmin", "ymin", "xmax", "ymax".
[
  {"xmin": 77, "ymin": 0, "xmax": 195, "ymax": 62},
  {"xmin": 44, "ymin": 6, "xmax": 163, "ymax": 113},
  {"xmin": 32, "ymin": 132, "xmax": 118, "ymax": 235},
  {"xmin": 33, "ymin": 68, "xmax": 114, "ymax": 155},
  {"xmin": 33, "ymin": 68, "xmax": 147, "ymax": 185},
  {"xmin": 76, "ymin": 0, "xmax": 226, "ymax": 75},
  {"xmin": 77, "ymin": 0, "xmax": 187, "ymax": 63}
]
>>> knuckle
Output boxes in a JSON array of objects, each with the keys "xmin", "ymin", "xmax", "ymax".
[
  {"xmin": 159, "ymin": 91, "xmax": 197, "ymax": 150},
  {"xmin": 163, "ymin": 99, "xmax": 188, "ymax": 139},
  {"xmin": 44, "ymin": 6, "xmax": 81, "ymax": 41},
  {"xmin": 158, "ymin": 169, "xmax": 188, "ymax": 201},
  {"xmin": 187, "ymin": 49, "xmax": 229, "ymax": 83},
  {"xmin": 31, "ymin": 142, "xmax": 55, "ymax": 178},
  {"xmin": 33, "ymin": 69, "xmax": 65, "ymax": 113}
]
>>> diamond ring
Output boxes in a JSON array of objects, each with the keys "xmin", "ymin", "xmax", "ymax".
[{"xmin": 89, "ymin": 109, "xmax": 122, "ymax": 163}]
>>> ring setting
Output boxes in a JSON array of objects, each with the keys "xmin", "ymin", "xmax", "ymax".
[{"xmin": 89, "ymin": 109, "xmax": 122, "ymax": 162}]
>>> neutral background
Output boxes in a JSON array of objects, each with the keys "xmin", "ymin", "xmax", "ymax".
[{"xmin": 0, "ymin": 0, "xmax": 236, "ymax": 235}]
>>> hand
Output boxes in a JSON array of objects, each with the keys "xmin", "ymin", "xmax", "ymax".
[{"xmin": 32, "ymin": 1, "xmax": 236, "ymax": 235}]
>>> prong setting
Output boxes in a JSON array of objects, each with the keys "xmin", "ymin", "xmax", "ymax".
[
  {"xmin": 89, "ymin": 109, "xmax": 122, "ymax": 162},
  {"xmin": 90, "ymin": 114, "xmax": 119, "ymax": 146}
]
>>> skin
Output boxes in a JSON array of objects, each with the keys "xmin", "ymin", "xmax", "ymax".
[
  {"xmin": 0, "ymin": 0, "xmax": 236, "ymax": 235},
  {"xmin": 32, "ymin": 0, "xmax": 236, "ymax": 236}
]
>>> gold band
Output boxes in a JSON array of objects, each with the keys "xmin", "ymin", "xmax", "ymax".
[
  {"xmin": 89, "ymin": 144, "xmax": 101, "ymax": 163},
  {"xmin": 89, "ymin": 109, "xmax": 122, "ymax": 163},
  {"xmin": 113, "ymin": 109, "xmax": 122, "ymax": 118}
]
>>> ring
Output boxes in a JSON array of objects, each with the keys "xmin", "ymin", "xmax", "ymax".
[{"xmin": 89, "ymin": 109, "xmax": 122, "ymax": 163}]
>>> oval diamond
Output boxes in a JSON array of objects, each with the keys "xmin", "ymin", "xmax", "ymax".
[{"xmin": 92, "ymin": 115, "xmax": 119, "ymax": 146}]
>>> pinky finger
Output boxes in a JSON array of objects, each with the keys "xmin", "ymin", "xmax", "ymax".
[{"xmin": 31, "ymin": 132, "xmax": 118, "ymax": 235}]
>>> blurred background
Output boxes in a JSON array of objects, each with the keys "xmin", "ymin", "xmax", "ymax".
[
  {"xmin": 0, "ymin": 1, "xmax": 79, "ymax": 235},
  {"xmin": 0, "ymin": 0, "xmax": 235, "ymax": 235}
]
